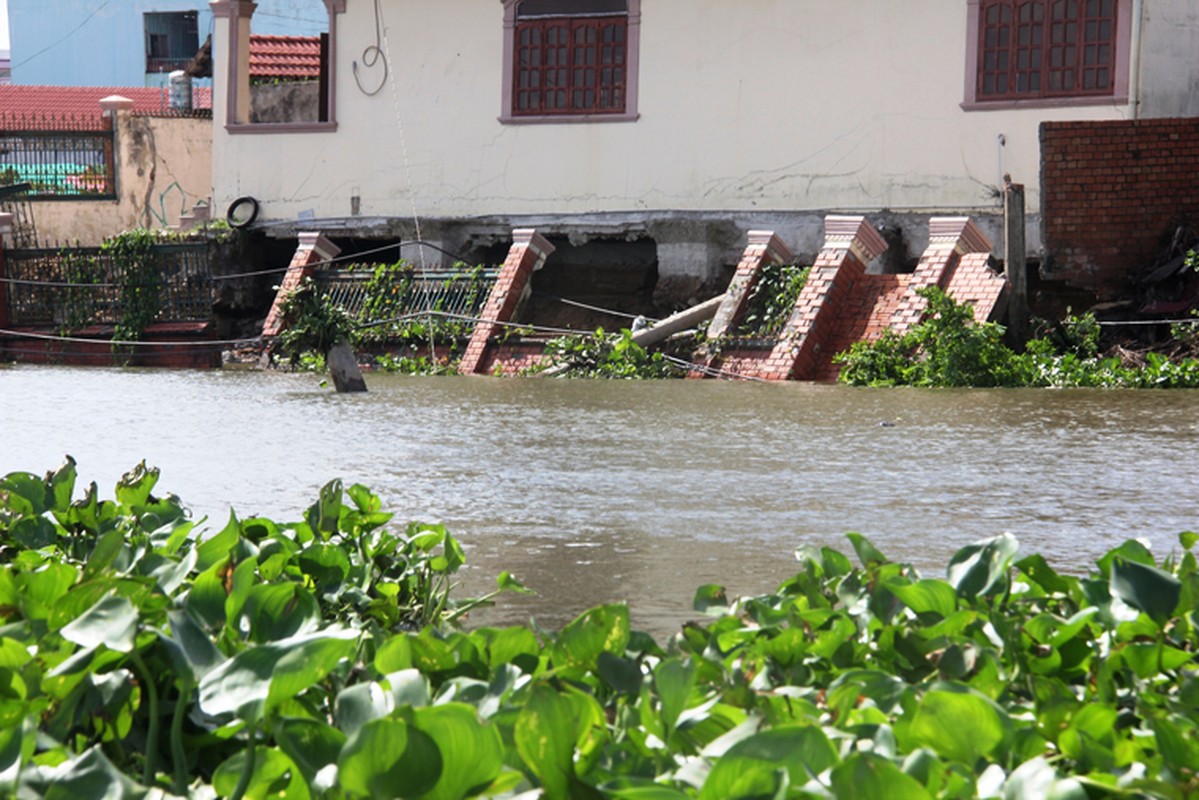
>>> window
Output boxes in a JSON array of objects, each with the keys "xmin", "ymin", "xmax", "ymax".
[
  {"xmin": 211, "ymin": 0, "xmax": 343, "ymax": 133},
  {"xmin": 145, "ymin": 11, "xmax": 199, "ymax": 74},
  {"xmin": 964, "ymin": 0, "xmax": 1131, "ymax": 108},
  {"xmin": 501, "ymin": 0, "xmax": 641, "ymax": 123}
]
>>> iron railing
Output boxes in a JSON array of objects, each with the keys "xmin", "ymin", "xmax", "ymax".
[
  {"xmin": 314, "ymin": 264, "xmax": 500, "ymax": 334},
  {"xmin": 3, "ymin": 243, "xmax": 211, "ymax": 328},
  {"xmin": 0, "ymin": 114, "xmax": 116, "ymax": 199}
]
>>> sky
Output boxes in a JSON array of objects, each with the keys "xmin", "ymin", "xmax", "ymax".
[{"xmin": 1, "ymin": 0, "xmax": 9, "ymax": 51}]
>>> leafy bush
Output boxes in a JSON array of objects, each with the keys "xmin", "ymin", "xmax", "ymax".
[
  {"xmin": 837, "ymin": 287, "xmax": 1199, "ymax": 388},
  {"xmin": 538, "ymin": 328, "xmax": 683, "ymax": 379},
  {"xmin": 276, "ymin": 277, "xmax": 359, "ymax": 367},
  {"xmin": 3, "ymin": 460, "xmax": 1199, "ymax": 798},
  {"xmin": 836, "ymin": 286, "xmax": 1022, "ymax": 387}
]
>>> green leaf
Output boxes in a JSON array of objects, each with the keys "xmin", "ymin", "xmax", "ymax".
[
  {"xmin": 654, "ymin": 658, "xmax": 696, "ymax": 737},
  {"xmin": 187, "ymin": 558, "xmax": 230, "ymax": 631},
  {"xmin": 60, "ymin": 594, "xmax": 138, "ymax": 653},
  {"xmin": 36, "ymin": 747, "xmax": 141, "ymax": 800},
  {"xmin": 46, "ymin": 457, "xmax": 78, "ymax": 515},
  {"xmin": 306, "ymin": 479, "xmax": 343, "ymax": 541},
  {"xmin": 1110, "ymin": 557, "xmax": 1181, "ymax": 627},
  {"xmin": 830, "ymin": 752, "xmax": 934, "ymax": 800},
  {"xmin": 886, "ymin": 578, "xmax": 957, "ymax": 618},
  {"xmin": 273, "ymin": 717, "xmax": 346, "ymax": 784},
  {"xmin": 161, "ymin": 608, "xmax": 225, "ymax": 683},
  {"xmin": 410, "ymin": 704, "xmax": 504, "ymax": 800},
  {"xmin": 904, "ymin": 683, "xmax": 1012, "ymax": 764},
  {"xmin": 692, "ymin": 584, "xmax": 729, "ymax": 615},
  {"xmin": 700, "ymin": 725, "xmax": 839, "ymax": 800},
  {"xmin": 515, "ymin": 684, "xmax": 577, "ymax": 800},
  {"xmin": 847, "ymin": 532, "xmax": 890, "ymax": 568},
  {"xmin": 195, "ymin": 510, "xmax": 241, "ymax": 573},
  {"xmin": 552, "ymin": 603, "xmax": 630, "ymax": 672},
  {"xmin": 198, "ymin": 629, "xmax": 358, "ymax": 718},
  {"xmin": 338, "ymin": 718, "xmax": 440, "ymax": 799},
  {"xmin": 298, "ymin": 543, "xmax": 351, "ymax": 590},
  {"xmin": 598, "ymin": 652, "xmax": 643, "ymax": 695},
  {"xmin": 0, "ymin": 472, "xmax": 48, "ymax": 515},
  {"xmin": 114, "ymin": 461, "xmax": 158, "ymax": 509},
  {"xmin": 335, "ymin": 682, "xmax": 393, "ymax": 732},
  {"xmin": 946, "ymin": 533, "xmax": 1019, "ymax": 597},
  {"xmin": 0, "ymin": 717, "xmax": 32, "ymax": 792},
  {"xmin": 83, "ymin": 530, "xmax": 125, "ymax": 578},
  {"xmin": 1016, "ymin": 554, "xmax": 1072, "ymax": 595},
  {"xmin": 214, "ymin": 747, "xmax": 311, "ymax": 800},
  {"xmin": 1181, "ymin": 531, "xmax": 1199, "ymax": 551},
  {"xmin": 1002, "ymin": 757, "xmax": 1088, "ymax": 800}
]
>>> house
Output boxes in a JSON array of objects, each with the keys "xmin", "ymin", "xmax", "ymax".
[
  {"xmin": 6, "ymin": 0, "xmax": 322, "ymax": 88},
  {"xmin": 206, "ymin": 1, "xmax": 1199, "ymax": 309},
  {"xmin": 0, "ymin": 85, "xmax": 214, "ymax": 243}
]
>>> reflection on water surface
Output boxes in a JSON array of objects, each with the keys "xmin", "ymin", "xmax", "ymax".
[{"xmin": 2, "ymin": 365, "xmax": 1196, "ymax": 636}]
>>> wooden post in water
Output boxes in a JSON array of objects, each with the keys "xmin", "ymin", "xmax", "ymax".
[{"xmin": 1003, "ymin": 177, "xmax": 1029, "ymax": 345}]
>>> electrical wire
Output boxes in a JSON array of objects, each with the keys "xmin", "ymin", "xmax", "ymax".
[
  {"xmin": 0, "ymin": 240, "xmax": 484, "ymax": 287},
  {"xmin": 351, "ymin": 0, "xmax": 389, "ymax": 96},
  {"xmin": 554, "ymin": 296, "xmax": 659, "ymax": 322},
  {"xmin": 0, "ymin": 328, "xmax": 261, "ymax": 348}
]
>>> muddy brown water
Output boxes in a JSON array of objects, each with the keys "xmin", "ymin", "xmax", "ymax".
[{"xmin": 2, "ymin": 364, "xmax": 1197, "ymax": 638}]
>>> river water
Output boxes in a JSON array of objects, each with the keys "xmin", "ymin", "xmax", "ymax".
[{"xmin": 2, "ymin": 364, "xmax": 1197, "ymax": 637}]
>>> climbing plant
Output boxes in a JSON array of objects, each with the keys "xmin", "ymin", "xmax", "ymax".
[
  {"xmin": 735, "ymin": 262, "xmax": 811, "ymax": 337},
  {"xmin": 276, "ymin": 277, "xmax": 359, "ymax": 367},
  {"xmin": 102, "ymin": 229, "xmax": 163, "ymax": 346}
]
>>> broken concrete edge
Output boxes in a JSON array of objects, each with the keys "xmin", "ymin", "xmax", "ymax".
[{"xmin": 327, "ymin": 340, "xmax": 368, "ymax": 393}]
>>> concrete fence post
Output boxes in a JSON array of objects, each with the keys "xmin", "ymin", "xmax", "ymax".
[{"xmin": 1003, "ymin": 180, "xmax": 1029, "ymax": 344}]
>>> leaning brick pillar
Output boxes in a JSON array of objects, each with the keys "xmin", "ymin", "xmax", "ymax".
[
  {"xmin": 757, "ymin": 215, "xmax": 887, "ymax": 380},
  {"xmin": 891, "ymin": 217, "xmax": 991, "ymax": 333},
  {"xmin": 0, "ymin": 212, "xmax": 11, "ymax": 329},
  {"xmin": 459, "ymin": 229, "xmax": 555, "ymax": 375},
  {"xmin": 261, "ymin": 232, "xmax": 341, "ymax": 338},
  {"xmin": 706, "ymin": 231, "xmax": 794, "ymax": 340}
]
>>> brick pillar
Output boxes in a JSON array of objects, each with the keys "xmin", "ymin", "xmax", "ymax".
[
  {"xmin": 261, "ymin": 232, "xmax": 341, "ymax": 338},
  {"xmin": 0, "ymin": 212, "xmax": 11, "ymax": 329},
  {"xmin": 755, "ymin": 216, "xmax": 888, "ymax": 380},
  {"xmin": 891, "ymin": 217, "xmax": 991, "ymax": 333},
  {"xmin": 458, "ymin": 229, "xmax": 555, "ymax": 375},
  {"xmin": 706, "ymin": 231, "xmax": 794, "ymax": 340}
]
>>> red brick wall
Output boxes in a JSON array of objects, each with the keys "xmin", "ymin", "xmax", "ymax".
[{"xmin": 1041, "ymin": 117, "xmax": 1199, "ymax": 298}]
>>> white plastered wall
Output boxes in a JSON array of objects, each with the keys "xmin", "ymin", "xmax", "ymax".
[{"xmin": 210, "ymin": 0, "xmax": 1198, "ymax": 231}]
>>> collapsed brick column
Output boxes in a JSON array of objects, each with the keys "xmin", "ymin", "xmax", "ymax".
[
  {"xmin": 707, "ymin": 231, "xmax": 795, "ymax": 340},
  {"xmin": 261, "ymin": 232, "xmax": 342, "ymax": 338},
  {"xmin": 891, "ymin": 217, "xmax": 992, "ymax": 333},
  {"xmin": 459, "ymin": 229, "xmax": 555, "ymax": 375},
  {"xmin": 755, "ymin": 216, "xmax": 888, "ymax": 380}
]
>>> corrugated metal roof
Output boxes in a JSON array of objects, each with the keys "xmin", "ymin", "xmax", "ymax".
[
  {"xmin": 0, "ymin": 85, "xmax": 213, "ymax": 129},
  {"xmin": 249, "ymin": 34, "xmax": 321, "ymax": 81}
]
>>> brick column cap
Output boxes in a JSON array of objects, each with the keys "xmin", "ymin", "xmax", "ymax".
[
  {"xmin": 0, "ymin": 212, "xmax": 12, "ymax": 236},
  {"xmin": 822, "ymin": 215, "xmax": 888, "ymax": 264},
  {"xmin": 297, "ymin": 231, "xmax": 342, "ymax": 264},
  {"xmin": 928, "ymin": 217, "xmax": 992, "ymax": 254},
  {"xmin": 512, "ymin": 228, "xmax": 556, "ymax": 261},
  {"xmin": 746, "ymin": 230, "xmax": 795, "ymax": 264}
]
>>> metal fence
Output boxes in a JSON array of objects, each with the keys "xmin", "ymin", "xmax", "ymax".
[
  {"xmin": 315, "ymin": 265, "xmax": 500, "ymax": 329},
  {"xmin": 0, "ymin": 115, "xmax": 116, "ymax": 199},
  {"xmin": 3, "ymin": 243, "xmax": 211, "ymax": 328}
]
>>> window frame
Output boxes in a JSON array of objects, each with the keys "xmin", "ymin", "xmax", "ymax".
[
  {"xmin": 500, "ymin": 0, "xmax": 641, "ymax": 125},
  {"xmin": 144, "ymin": 11, "xmax": 200, "ymax": 75},
  {"xmin": 963, "ymin": 0, "xmax": 1132, "ymax": 110},
  {"xmin": 211, "ymin": 0, "xmax": 343, "ymax": 134}
]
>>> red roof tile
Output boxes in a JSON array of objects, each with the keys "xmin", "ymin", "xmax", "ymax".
[
  {"xmin": 250, "ymin": 35, "xmax": 322, "ymax": 81},
  {"xmin": 0, "ymin": 85, "xmax": 212, "ymax": 129}
]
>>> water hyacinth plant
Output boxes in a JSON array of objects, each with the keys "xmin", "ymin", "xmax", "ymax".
[{"xmin": 1, "ymin": 459, "xmax": 1197, "ymax": 798}]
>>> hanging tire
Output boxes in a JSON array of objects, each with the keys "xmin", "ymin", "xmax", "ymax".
[{"xmin": 226, "ymin": 196, "xmax": 260, "ymax": 228}]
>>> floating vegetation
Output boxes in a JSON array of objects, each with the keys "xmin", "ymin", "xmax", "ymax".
[{"xmin": 2, "ymin": 460, "xmax": 1197, "ymax": 797}]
